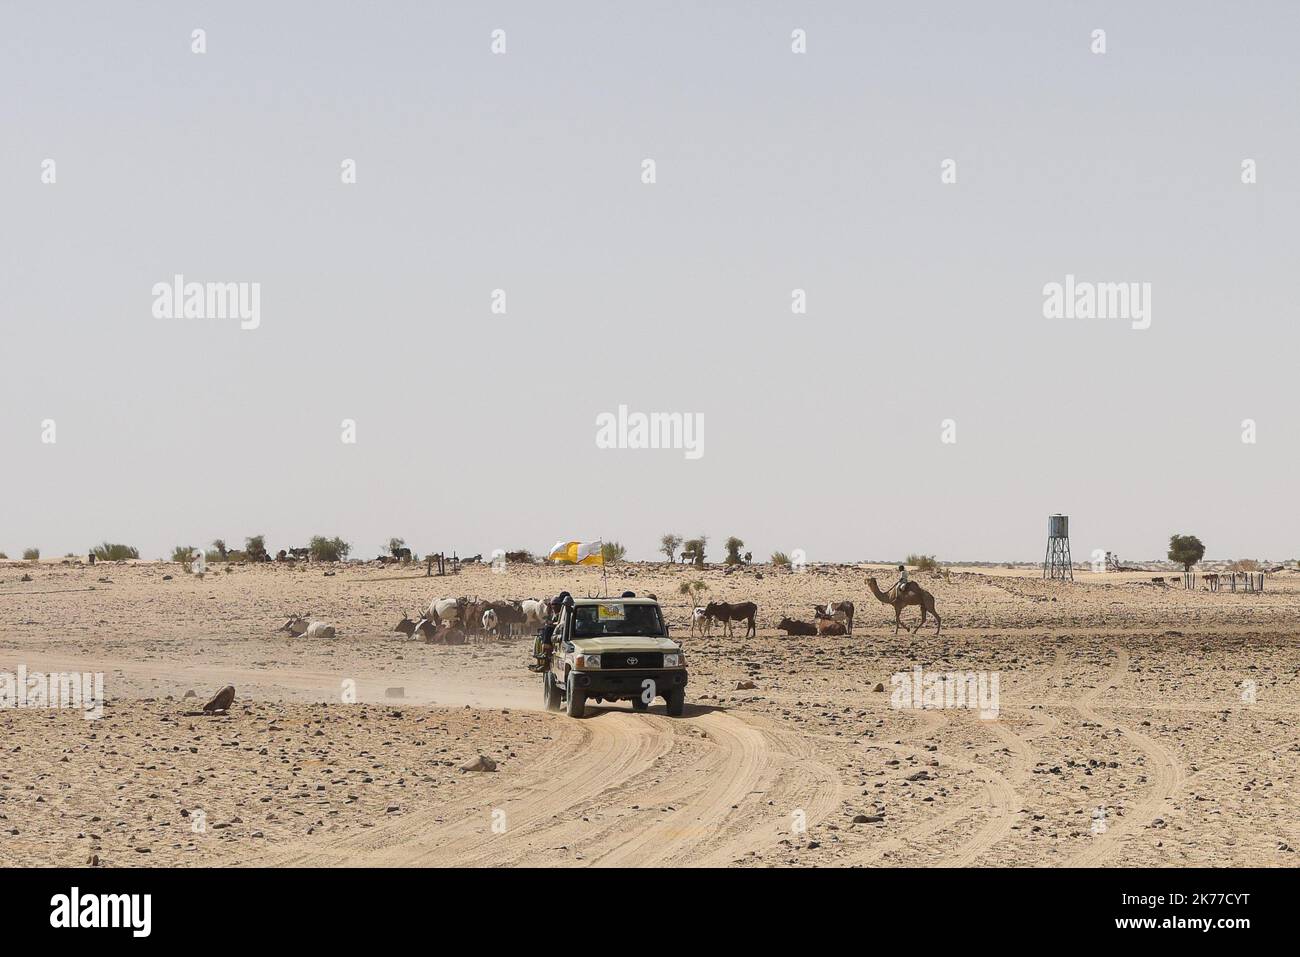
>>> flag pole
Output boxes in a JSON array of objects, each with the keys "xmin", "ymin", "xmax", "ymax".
[{"xmin": 599, "ymin": 538, "xmax": 608, "ymax": 595}]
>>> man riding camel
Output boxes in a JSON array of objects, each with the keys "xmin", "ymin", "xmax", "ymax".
[{"xmin": 890, "ymin": 564, "xmax": 915, "ymax": 599}]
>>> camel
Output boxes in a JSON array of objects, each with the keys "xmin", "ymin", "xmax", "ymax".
[{"xmin": 866, "ymin": 577, "xmax": 941, "ymax": 635}]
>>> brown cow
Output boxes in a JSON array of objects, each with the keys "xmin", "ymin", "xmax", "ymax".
[
  {"xmin": 703, "ymin": 601, "xmax": 757, "ymax": 637},
  {"xmin": 777, "ymin": 617, "xmax": 817, "ymax": 637},
  {"xmin": 814, "ymin": 601, "xmax": 855, "ymax": 635},
  {"xmin": 814, "ymin": 616, "xmax": 847, "ymax": 636}
]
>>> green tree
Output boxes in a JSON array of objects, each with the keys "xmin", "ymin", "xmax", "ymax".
[
  {"xmin": 724, "ymin": 536, "xmax": 745, "ymax": 565},
  {"xmin": 309, "ymin": 536, "xmax": 352, "ymax": 562},
  {"xmin": 659, "ymin": 533, "xmax": 683, "ymax": 563},
  {"xmin": 1167, "ymin": 533, "xmax": 1205, "ymax": 571},
  {"xmin": 245, "ymin": 534, "xmax": 269, "ymax": 563},
  {"xmin": 602, "ymin": 541, "xmax": 626, "ymax": 563},
  {"xmin": 682, "ymin": 535, "xmax": 708, "ymax": 567}
]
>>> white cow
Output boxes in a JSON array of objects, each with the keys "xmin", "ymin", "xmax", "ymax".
[
  {"xmin": 690, "ymin": 606, "xmax": 712, "ymax": 637},
  {"xmin": 278, "ymin": 614, "xmax": 336, "ymax": 639},
  {"xmin": 520, "ymin": 598, "xmax": 549, "ymax": 629},
  {"xmin": 482, "ymin": 608, "xmax": 500, "ymax": 637},
  {"xmin": 425, "ymin": 597, "xmax": 466, "ymax": 626}
]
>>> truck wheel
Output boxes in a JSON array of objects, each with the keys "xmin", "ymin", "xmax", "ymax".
[
  {"xmin": 565, "ymin": 675, "xmax": 587, "ymax": 718},
  {"xmin": 542, "ymin": 671, "xmax": 562, "ymax": 711},
  {"xmin": 631, "ymin": 695, "xmax": 649, "ymax": 712},
  {"xmin": 665, "ymin": 688, "xmax": 685, "ymax": 717}
]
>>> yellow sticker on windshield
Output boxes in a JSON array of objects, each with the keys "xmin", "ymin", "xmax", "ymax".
[{"xmin": 597, "ymin": 603, "xmax": 625, "ymax": 621}]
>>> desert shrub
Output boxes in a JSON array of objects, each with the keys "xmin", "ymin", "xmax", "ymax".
[
  {"xmin": 682, "ymin": 535, "xmax": 707, "ymax": 567},
  {"xmin": 770, "ymin": 551, "xmax": 791, "ymax": 567},
  {"xmin": 171, "ymin": 545, "xmax": 198, "ymax": 563},
  {"xmin": 906, "ymin": 554, "xmax": 939, "ymax": 572},
  {"xmin": 724, "ymin": 537, "xmax": 745, "ymax": 565},
  {"xmin": 91, "ymin": 542, "xmax": 139, "ymax": 561},
  {"xmin": 0, "ymin": 552, "xmax": 7, "ymax": 559},
  {"xmin": 22, "ymin": 548, "xmax": 39, "ymax": 561},
  {"xmin": 506, "ymin": 549, "xmax": 535, "ymax": 564},
  {"xmin": 309, "ymin": 536, "xmax": 351, "ymax": 562},
  {"xmin": 602, "ymin": 541, "xmax": 626, "ymax": 563},
  {"xmin": 1230, "ymin": 558, "xmax": 1260, "ymax": 572}
]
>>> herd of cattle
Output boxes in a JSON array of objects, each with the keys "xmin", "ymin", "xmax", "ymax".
[
  {"xmin": 694, "ymin": 600, "xmax": 855, "ymax": 638},
  {"xmin": 391, "ymin": 595, "xmax": 552, "ymax": 644},
  {"xmin": 375, "ymin": 595, "xmax": 859, "ymax": 645}
]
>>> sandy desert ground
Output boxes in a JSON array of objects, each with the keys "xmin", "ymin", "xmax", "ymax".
[{"xmin": 0, "ymin": 559, "xmax": 1296, "ymax": 868}]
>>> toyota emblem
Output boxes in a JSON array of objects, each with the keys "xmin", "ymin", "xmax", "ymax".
[{"xmin": 626, "ymin": 656, "xmax": 638, "ymax": 665}]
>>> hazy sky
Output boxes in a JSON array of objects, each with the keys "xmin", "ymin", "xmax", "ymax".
[{"xmin": 3, "ymin": 1, "xmax": 1298, "ymax": 563}]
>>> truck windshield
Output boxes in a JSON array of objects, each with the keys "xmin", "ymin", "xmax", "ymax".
[{"xmin": 572, "ymin": 603, "xmax": 665, "ymax": 637}]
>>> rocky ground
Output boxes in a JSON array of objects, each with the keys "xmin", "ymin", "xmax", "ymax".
[{"xmin": 1, "ymin": 560, "xmax": 1296, "ymax": 866}]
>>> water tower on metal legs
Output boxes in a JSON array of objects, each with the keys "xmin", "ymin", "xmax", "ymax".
[{"xmin": 1043, "ymin": 514, "xmax": 1073, "ymax": 581}]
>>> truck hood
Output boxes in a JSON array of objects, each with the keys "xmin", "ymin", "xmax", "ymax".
[{"xmin": 570, "ymin": 635, "xmax": 679, "ymax": 653}]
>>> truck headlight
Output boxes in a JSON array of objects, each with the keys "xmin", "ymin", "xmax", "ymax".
[
  {"xmin": 577, "ymin": 654, "xmax": 601, "ymax": 669},
  {"xmin": 663, "ymin": 653, "xmax": 681, "ymax": 668}
]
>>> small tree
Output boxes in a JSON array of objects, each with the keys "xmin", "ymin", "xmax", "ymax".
[
  {"xmin": 1167, "ymin": 533, "xmax": 1205, "ymax": 571},
  {"xmin": 309, "ymin": 536, "xmax": 351, "ymax": 562},
  {"xmin": 388, "ymin": 537, "xmax": 407, "ymax": 557},
  {"xmin": 677, "ymin": 580, "xmax": 708, "ymax": 603},
  {"xmin": 171, "ymin": 545, "xmax": 198, "ymax": 563},
  {"xmin": 906, "ymin": 554, "xmax": 939, "ymax": 572},
  {"xmin": 724, "ymin": 536, "xmax": 745, "ymax": 565},
  {"xmin": 770, "ymin": 551, "xmax": 790, "ymax": 567},
  {"xmin": 22, "ymin": 548, "xmax": 39, "ymax": 561},
  {"xmin": 659, "ymin": 533, "xmax": 683, "ymax": 564},
  {"xmin": 682, "ymin": 535, "xmax": 708, "ymax": 567},
  {"xmin": 245, "ymin": 534, "xmax": 269, "ymax": 563},
  {"xmin": 602, "ymin": 541, "xmax": 626, "ymax": 563},
  {"xmin": 211, "ymin": 539, "xmax": 228, "ymax": 560}
]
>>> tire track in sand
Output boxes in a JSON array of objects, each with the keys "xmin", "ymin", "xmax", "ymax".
[
  {"xmin": 258, "ymin": 710, "xmax": 671, "ymax": 866},
  {"xmin": 254, "ymin": 706, "xmax": 840, "ymax": 867},
  {"xmin": 1068, "ymin": 645, "xmax": 1185, "ymax": 866}
]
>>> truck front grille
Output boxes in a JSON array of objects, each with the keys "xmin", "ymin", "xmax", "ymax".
[{"xmin": 601, "ymin": 652, "xmax": 664, "ymax": 669}]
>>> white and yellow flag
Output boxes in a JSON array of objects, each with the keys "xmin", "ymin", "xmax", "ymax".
[{"xmin": 548, "ymin": 540, "xmax": 604, "ymax": 566}]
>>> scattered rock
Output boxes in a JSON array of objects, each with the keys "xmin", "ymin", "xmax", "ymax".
[
  {"xmin": 460, "ymin": 755, "xmax": 497, "ymax": 773},
  {"xmin": 202, "ymin": 685, "xmax": 236, "ymax": 714}
]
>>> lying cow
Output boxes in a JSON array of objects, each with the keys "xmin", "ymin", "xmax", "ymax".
[
  {"xmin": 778, "ymin": 617, "xmax": 817, "ymax": 637},
  {"xmin": 816, "ymin": 600, "xmax": 854, "ymax": 635},
  {"xmin": 814, "ymin": 616, "xmax": 847, "ymax": 636}
]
